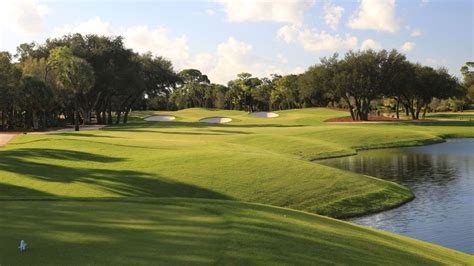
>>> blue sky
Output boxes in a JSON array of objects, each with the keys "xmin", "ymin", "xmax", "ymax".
[{"xmin": 0, "ymin": 0, "xmax": 472, "ymax": 84}]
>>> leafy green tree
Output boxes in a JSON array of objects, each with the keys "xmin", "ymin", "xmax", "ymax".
[
  {"xmin": 298, "ymin": 66, "xmax": 336, "ymax": 107},
  {"xmin": 228, "ymin": 73, "xmax": 262, "ymax": 112},
  {"xmin": 169, "ymin": 69, "xmax": 211, "ymax": 109},
  {"xmin": 271, "ymin": 75, "xmax": 299, "ymax": 110},
  {"xmin": 0, "ymin": 52, "xmax": 22, "ymax": 130},
  {"xmin": 210, "ymin": 84, "xmax": 230, "ymax": 109},
  {"xmin": 19, "ymin": 76, "xmax": 54, "ymax": 130},
  {"xmin": 461, "ymin": 62, "xmax": 474, "ymax": 104},
  {"xmin": 252, "ymin": 76, "xmax": 276, "ymax": 111},
  {"xmin": 48, "ymin": 46, "xmax": 95, "ymax": 131}
]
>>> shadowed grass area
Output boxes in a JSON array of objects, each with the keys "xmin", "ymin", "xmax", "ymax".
[
  {"xmin": 1, "ymin": 108, "xmax": 473, "ymax": 263},
  {"xmin": 1, "ymin": 199, "xmax": 472, "ymax": 265},
  {"xmin": 0, "ymin": 138, "xmax": 411, "ymax": 218},
  {"xmin": 1, "ymin": 108, "xmax": 473, "ymax": 218},
  {"xmin": 425, "ymin": 111, "xmax": 474, "ymax": 121}
]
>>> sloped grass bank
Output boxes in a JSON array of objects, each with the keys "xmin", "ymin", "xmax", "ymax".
[
  {"xmin": 1, "ymin": 199, "xmax": 472, "ymax": 265},
  {"xmin": 1, "ymin": 108, "xmax": 474, "ymax": 263}
]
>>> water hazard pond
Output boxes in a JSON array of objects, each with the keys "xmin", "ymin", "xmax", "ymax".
[{"xmin": 319, "ymin": 138, "xmax": 473, "ymax": 254}]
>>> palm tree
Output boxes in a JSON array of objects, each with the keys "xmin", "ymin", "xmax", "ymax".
[{"xmin": 48, "ymin": 47, "xmax": 95, "ymax": 131}]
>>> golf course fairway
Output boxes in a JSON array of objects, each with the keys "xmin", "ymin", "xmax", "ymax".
[
  {"xmin": 1, "ymin": 108, "xmax": 473, "ymax": 264},
  {"xmin": 1, "ymin": 199, "xmax": 472, "ymax": 265}
]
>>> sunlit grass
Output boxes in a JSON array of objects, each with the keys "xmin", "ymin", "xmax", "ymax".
[
  {"xmin": 1, "ymin": 108, "xmax": 473, "ymax": 263},
  {"xmin": 1, "ymin": 199, "xmax": 472, "ymax": 265}
]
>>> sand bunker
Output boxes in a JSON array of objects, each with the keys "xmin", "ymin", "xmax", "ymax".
[
  {"xmin": 199, "ymin": 117, "xmax": 232, "ymax": 124},
  {"xmin": 145, "ymin": 115, "xmax": 176, "ymax": 122},
  {"xmin": 250, "ymin": 112, "xmax": 279, "ymax": 118}
]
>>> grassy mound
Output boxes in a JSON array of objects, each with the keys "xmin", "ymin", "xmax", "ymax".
[
  {"xmin": 1, "ymin": 108, "xmax": 473, "ymax": 263},
  {"xmin": 1, "ymin": 198, "xmax": 471, "ymax": 265},
  {"xmin": 1, "ymin": 108, "xmax": 473, "ymax": 218}
]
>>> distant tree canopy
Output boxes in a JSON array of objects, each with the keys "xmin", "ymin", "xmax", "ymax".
[
  {"xmin": 0, "ymin": 34, "xmax": 470, "ymax": 131},
  {"xmin": 461, "ymin": 62, "xmax": 474, "ymax": 104},
  {"xmin": 0, "ymin": 34, "xmax": 178, "ymax": 131}
]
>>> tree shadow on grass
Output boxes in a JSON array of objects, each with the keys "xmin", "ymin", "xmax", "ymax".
[
  {"xmin": 96, "ymin": 129, "xmax": 252, "ymax": 136},
  {"xmin": 0, "ymin": 148, "xmax": 125, "ymax": 163},
  {"xmin": 0, "ymin": 200, "xmax": 448, "ymax": 265},
  {"xmin": 54, "ymin": 132, "xmax": 123, "ymax": 138},
  {"xmin": 399, "ymin": 120, "xmax": 474, "ymax": 127},
  {"xmin": 0, "ymin": 148, "xmax": 229, "ymax": 199},
  {"xmin": 0, "ymin": 183, "xmax": 55, "ymax": 197}
]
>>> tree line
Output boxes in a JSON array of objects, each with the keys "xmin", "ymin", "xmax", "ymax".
[
  {"xmin": 166, "ymin": 51, "xmax": 468, "ymax": 121},
  {"xmin": 0, "ymin": 34, "xmax": 472, "ymax": 131},
  {"xmin": 0, "ymin": 34, "xmax": 178, "ymax": 131}
]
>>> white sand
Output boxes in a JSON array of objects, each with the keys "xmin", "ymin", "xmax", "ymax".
[
  {"xmin": 145, "ymin": 115, "xmax": 176, "ymax": 122},
  {"xmin": 199, "ymin": 117, "xmax": 232, "ymax": 124},
  {"xmin": 0, "ymin": 133, "xmax": 17, "ymax": 146},
  {"xmin": 250, "ymin": 112, "xmax": 279, "ymax": 118}
]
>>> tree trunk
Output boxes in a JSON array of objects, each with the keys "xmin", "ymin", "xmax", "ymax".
[
  {"xmin": 96, "ymin": 111, "xmax": 102, "ymax": 124},
  {"xmin": 343, "ymin": 96, "xmax": 355, "ymax": 120},
  {"xmin": 32, "ymin": 112, "xmax": 39, "ymax": 130},
  {"xmin": 414, "ymin": 103, "xmax": 422, "ymax": 120},
  {"xmin": 123, "ymin": 106, "xmax": 131, "ymax": 124},
  {"xmin": 9, "ymin": 108, "xmax": 15, "ymax": 130},
  {"xmin": 1, "ymin": 110, "xmax": 5, "ymax": 131},
  {"xmin": 24, "ymin": 111, "xmax": 29, "ymax": 131},
  {"xmin": 84, "ymin": 109, "xmax": 91, "ymax": 124},
  {"xmin": 422, "ymin": 104, "xmax": 428, "ymax": 119},
  {"xmin": 107, "ymin": 106, "xmax": 113, "ymax": 125},
  {"xmin": 115, "ymin": 112, "xmax": 121, "ymax": 125},
  {"xmin": 395, "ymin": 97, "xmax": 400, "ymax": 119},
  {"xmin": 75, "ymin": 101, "xmax": 80, "ymax": 131}
]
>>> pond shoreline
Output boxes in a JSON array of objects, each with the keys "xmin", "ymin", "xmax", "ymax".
[
  {"xmin": 319, "ymin": 138, "xmax": 474, "ymax": 254},
  {"xmin": 313, "ymin": 136, "xmax": 470, "ymax": 220}
]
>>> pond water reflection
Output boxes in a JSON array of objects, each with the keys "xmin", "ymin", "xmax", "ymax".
[{"xmin": 319, "ymin": 138, "xmax": 474, "ymax": 254}]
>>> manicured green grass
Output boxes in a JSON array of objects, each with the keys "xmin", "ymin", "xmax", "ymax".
[
  {"xmin": 1, "ymin": 108, "xmax": 473, "ymax": 218},
  {"xmin": 1, "ymin": 108, "xmax": 473, "ymax": 263},
  {"xmin": 1, "ymin": 198, "xmax": 472, "ymax": 265},
  {"xmin": 425, "ymin": 111, "xmax": 474, "ymax": 121}
]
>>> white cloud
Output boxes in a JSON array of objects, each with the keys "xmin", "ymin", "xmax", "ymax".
[
  {"xmin": 278, "ymin": 24, "xmax": 358, "ymax": 52},
  {"xmin": 52, "ymin": 17, "xmax": 113, "ymax": 37},
  {"xmin": 400, "ymin": 41, "xmax": 415, "ymax": 52},
  {"xmin": 277, "ymin": 25, "xmax": 299, "ymax": 43},
  {"xmin": 277, "ymin": 53, "xmax": 288, "ymax": 64},
  {"xmin": 123, "ymin": 26, "xmax": 191, "ymax": 67},
  {"xmin": 410, "ymin": 28, "xmax": 421, "ymax": 37},
  {"xmin": 215, "ymin": 0, "xmax": 314, "ymax": 25},
  {"xmin": 289, "ymin": 66, "xmax": 305, "ymax": 74},
  {"xmin": 52, "ymin": 18, "xmax": 297, "ymax": 84},
  {"xmin": 207, "ymin": 37, "xmax": 281, "ymax": 83},
  {"xmin": 348, "ymin": 0, "xmax": 400, "ymax": 32},
  {"xmin": 323, "ymin": 2, "xmax": 344, "ymax": 30},
  {"xmin": 297, "ymin": 29, "xmax": 358, "ymax": 52},
  {"xmin": 361, "ymin": 39, "xmax": 382, "ymax": 50},
  {"xmin": 205, "ymin": 9, "xmax": 216, "ymax": 16},
  {"xmin": 0, "ymin": 0, "xmax": 50, "ymax": 35},
  {"xmin": 52, "ymin": 18, "xmax": 191, "ymax": 69},
  {"xmin": 183, "ymin": 53, "xmax": 215, "ymax": 72}
]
